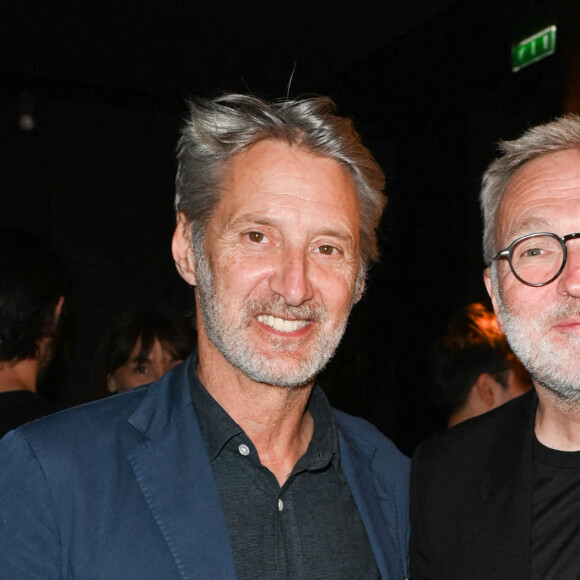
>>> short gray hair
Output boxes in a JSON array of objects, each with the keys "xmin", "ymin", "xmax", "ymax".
[
  {"xmin": 481, "ymin": 114, "xmax": 580, "ymax": 264},
  {"xmin": 175, "ymin": 93, "xmax": 386, "ymax": 271}
]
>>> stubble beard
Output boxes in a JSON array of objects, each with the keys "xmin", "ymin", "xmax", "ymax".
[
  {"xmin": 194, "ymin": 248, "xmax": 356, "ymax": 389},
  {"xmin": 492, "ymin": 269, "xmax": 580, "ymax": 404}
]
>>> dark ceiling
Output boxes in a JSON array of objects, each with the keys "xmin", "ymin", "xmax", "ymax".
[
  {"xmin": 2, "ymin": 1, "xmax": 460, "ymax": 110},
  {"xmin": 3, "ymin": 0, "xmax": 579, "ymax": 449}
]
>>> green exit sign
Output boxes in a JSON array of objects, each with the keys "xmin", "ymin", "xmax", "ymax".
[{"xmin": 512, "ymin": 25, "xmax": 557, "ymax": 72}]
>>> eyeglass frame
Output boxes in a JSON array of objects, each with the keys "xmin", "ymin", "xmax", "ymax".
[{"xmin": 491, "ymin": 231, "xmax": 580, "ymax": 287}]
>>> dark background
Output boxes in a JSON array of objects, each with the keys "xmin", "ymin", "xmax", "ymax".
[{"xmin": 2, "ymin": 0, "xmax": 580, "ymax": 454}]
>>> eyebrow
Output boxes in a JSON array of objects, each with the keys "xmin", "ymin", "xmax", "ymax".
[
  {"xmin": 227, "ymin": 215, "xmax": 280, "ymax": 230},
  {"xmin": 507, "ymin": 217, "xmax": 553, "ymax": 240}
]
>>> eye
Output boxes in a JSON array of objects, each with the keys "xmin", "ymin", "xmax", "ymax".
[
  {"xmin": 523, "ymin": 248, "xmax": 543, "ymax": 257},
  {"xmin": 135, "ymin": 364, "xmax": 148, "ymax": 374},
  {"xmin": 247, "ymin": 231, "xmax": 266, "ymax": 243},
  {"xmin": 316, "ymin": 244, "xmax": 339, "ymax": 255},
  {"xmin": 516, "ymin": 237, "xmax": 558, "ymax": 260}
]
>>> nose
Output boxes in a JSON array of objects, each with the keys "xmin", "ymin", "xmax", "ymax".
[
  {"xmin": 557, "ymin": 241, "xmax": 580, "ymax": 298},
  {"xmin": 269, "ymin": 248, "xmax": 314, "ymax": 307}
]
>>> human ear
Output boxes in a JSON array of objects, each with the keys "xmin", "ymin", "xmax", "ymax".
[
  {"xmin": 54, "ymin": 296, "xmax": 65, "ymax": 321},
  {"xmin": 483, "ymin": 267, "xmax": 504, "ymax": 332},
  {"xmin": 107, "ymin": 374, "xmax": 118, "ymax": 394},
  {"xmin": 474, "ymin": 372, "xmax": 500, "ymax": 409},
  {"xmin": 171, "ymin": 212, "xmax": 198, "ymax": 286}
]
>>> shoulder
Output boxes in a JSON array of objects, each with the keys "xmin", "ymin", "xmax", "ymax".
[
  {"xmin": 419, "ymin": 391, "xmax": 537, "ymax": 453},
  {"xmin": 414, "ymin": 389, "xmax": 536, "ymax": 468},
  {"xmin": 1, "ymin": 360, "xmax": 192, "ymax": 461},
  {"xmin": 0, "ymin": 386, "xmax": 147, "ymax": 473}
]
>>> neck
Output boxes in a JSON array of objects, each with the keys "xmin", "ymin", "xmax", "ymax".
[
  {"xmin": 448, "ymin": 389, "xmax": 491, "ymax": 428},
  {"xmin": 535, "ymin": 384, "xmax": 580, "ymax": 451},
  {"xmin": 0, "ymin": 358, "xmax": 39, "ymax": 393},
  {"xmin": 196, "ymin": 337, "xmax": 315, "ymax": 485},
  {"xmin": 448, "ymin": 407, "xmax": 475, "ymax": 428}
]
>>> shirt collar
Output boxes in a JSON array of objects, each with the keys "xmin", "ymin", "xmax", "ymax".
[
  {"xmin": 188, "ymin": 355, "xmax": 241, "ymax": 461},
  {"xmin": 298, "ymin": 385, "xmax": 340, "ymax": 473},
  {"xmin": 187, "ymin": 353, "xmax": 340, "ymax": 471}
]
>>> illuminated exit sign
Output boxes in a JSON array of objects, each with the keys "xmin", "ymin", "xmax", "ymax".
[{"xmin": 512, "ymin": 25, "xmax": 556, "ymax": 72}]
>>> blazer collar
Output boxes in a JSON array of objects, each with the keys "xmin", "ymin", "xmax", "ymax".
[
  {"xmin": 127, "ymin": 357, "xmax": 237, "ymax": 579},
  {"xmin": 467, "ymin": 390, "xmax": 538, "ymax": 579},
  {"xmin": 337, "ymin": 415, "xmax": 408, "ymax": 580}
]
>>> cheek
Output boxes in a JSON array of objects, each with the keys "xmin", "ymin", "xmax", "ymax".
[
  {"xmin": 215, "ymin": 253, "xmax": 277, "ymax": 293},
  {"xmin": 163, "ymin": 359, "xmax": 181, "ymax": 374},
  {"xmin": 317, "ymin": 270, "xmax": 357, "ymax": 310},
  {"xmin": 501, "ymin": 277, "xmax": 546, "ymax": 317},
  {"xmin": 111, "ymin": 367, "xmax": 140, "ymax": 391}
]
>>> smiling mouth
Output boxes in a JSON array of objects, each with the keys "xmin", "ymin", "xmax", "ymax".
[{"xmin": 256, "ymin": 314, "xmax": 310, "ymax": 332}]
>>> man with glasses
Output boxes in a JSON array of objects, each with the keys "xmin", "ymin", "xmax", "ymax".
[{"xmin": 410, "ymin": 115, "xmax": 580, "ymax": 580}]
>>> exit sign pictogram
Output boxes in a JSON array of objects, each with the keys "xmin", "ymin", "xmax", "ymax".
[{"xmin": 512, "ymin": 25, "xmax": 556, "ymax": 72}]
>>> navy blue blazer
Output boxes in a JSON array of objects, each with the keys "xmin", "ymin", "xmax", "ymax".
[{"xmin": 0, "ymin": 359, "xmax": 410, "ymax": 579}]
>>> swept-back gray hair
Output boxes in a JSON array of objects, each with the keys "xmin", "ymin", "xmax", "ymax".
[
  {"xmin": 175, "ymin": 93, "xmax": 386, "ymax": 271},
  {"xmin": 481, "ymin": 114, "xmax": 580, "ymax": 264}
]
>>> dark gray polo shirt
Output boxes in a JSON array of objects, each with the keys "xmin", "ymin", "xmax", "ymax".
[{"xmin": 189, "ymin": 361, "xmax": 380, "ymax": 579}]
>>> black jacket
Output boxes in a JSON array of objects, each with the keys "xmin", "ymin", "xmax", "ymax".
[{"xmin": 410, "ymin": 390, "xmax": 537, "ymax": 580}]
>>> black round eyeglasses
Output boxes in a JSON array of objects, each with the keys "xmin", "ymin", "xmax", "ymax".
[{"xmin": 491, "ymin": 232, "xmax": 580, "ymax": 287}]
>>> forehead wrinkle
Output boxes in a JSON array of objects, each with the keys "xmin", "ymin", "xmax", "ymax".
[
  {"xmin": 506, "ymin": 217, "xmax": 554, "ymax": 240},
  {"xmin": 497, "ymin": 153, "xmax": 580, "ymax": 246},
  {"xmin": 242, "ymin": 187, "xmax": 354, "ymax": 210}
]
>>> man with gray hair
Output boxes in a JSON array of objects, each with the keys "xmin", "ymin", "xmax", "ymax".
[
  {"xmin": 0, "ymin": 94, "xmax": 410, "ymax": 579},
  {"xmin": 410, "ymin": 114, "xmax": 580, "ymax": 580}
]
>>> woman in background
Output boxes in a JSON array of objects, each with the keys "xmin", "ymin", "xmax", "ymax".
[{"xmin": 97, "ymin": 303, "xmax": 195, "ymax": 395}]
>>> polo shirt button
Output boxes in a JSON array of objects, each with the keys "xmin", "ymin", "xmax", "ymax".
[
  {"xmin": 278, "ymin": 499, "xmax": 284, "ymax": 511},
  {"xmin": 238, "ymin": 444, "xmax": 250, "ymax": 456}
]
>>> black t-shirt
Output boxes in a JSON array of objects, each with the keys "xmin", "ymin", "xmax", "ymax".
[
  {"xmin": 0, "ymin": 390, "xmax": 60, "ymax": 438},
  {"xmin": 532, "ymin": 436, "xmax": 580, "ymax": 580}
]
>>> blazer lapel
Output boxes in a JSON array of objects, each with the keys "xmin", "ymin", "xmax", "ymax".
[
  {"xmin": 462, "ymin": 391, "xmax": 536, "ymax": 579},
  {"xmin": 127, "ymin": 362, "xmax": 237, "ymax": 580},
  {"xmin": 338, "ymin": 427, "xmax": 406, "ymax": 580}
]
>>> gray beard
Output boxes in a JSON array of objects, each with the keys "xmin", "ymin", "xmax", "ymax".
[
  {"xmin": 194, "ymin": 249, "xmax": 353, "ymax": 388},
  {"xmin": 492, "ymin": 269, "xmax": 580, "ymax": 403}
]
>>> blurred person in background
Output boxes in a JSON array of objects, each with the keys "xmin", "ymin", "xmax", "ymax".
[
  {"xmin": 96, "ymin": 303, "xmax": 196, "ymax": 395},
  {"xmin": 431, "ymin": 302, "xmax": 531, "ymax": 428},
  {"xmin": 0, "ymin": 226, "xmax": 68, "ymax": 438}
]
